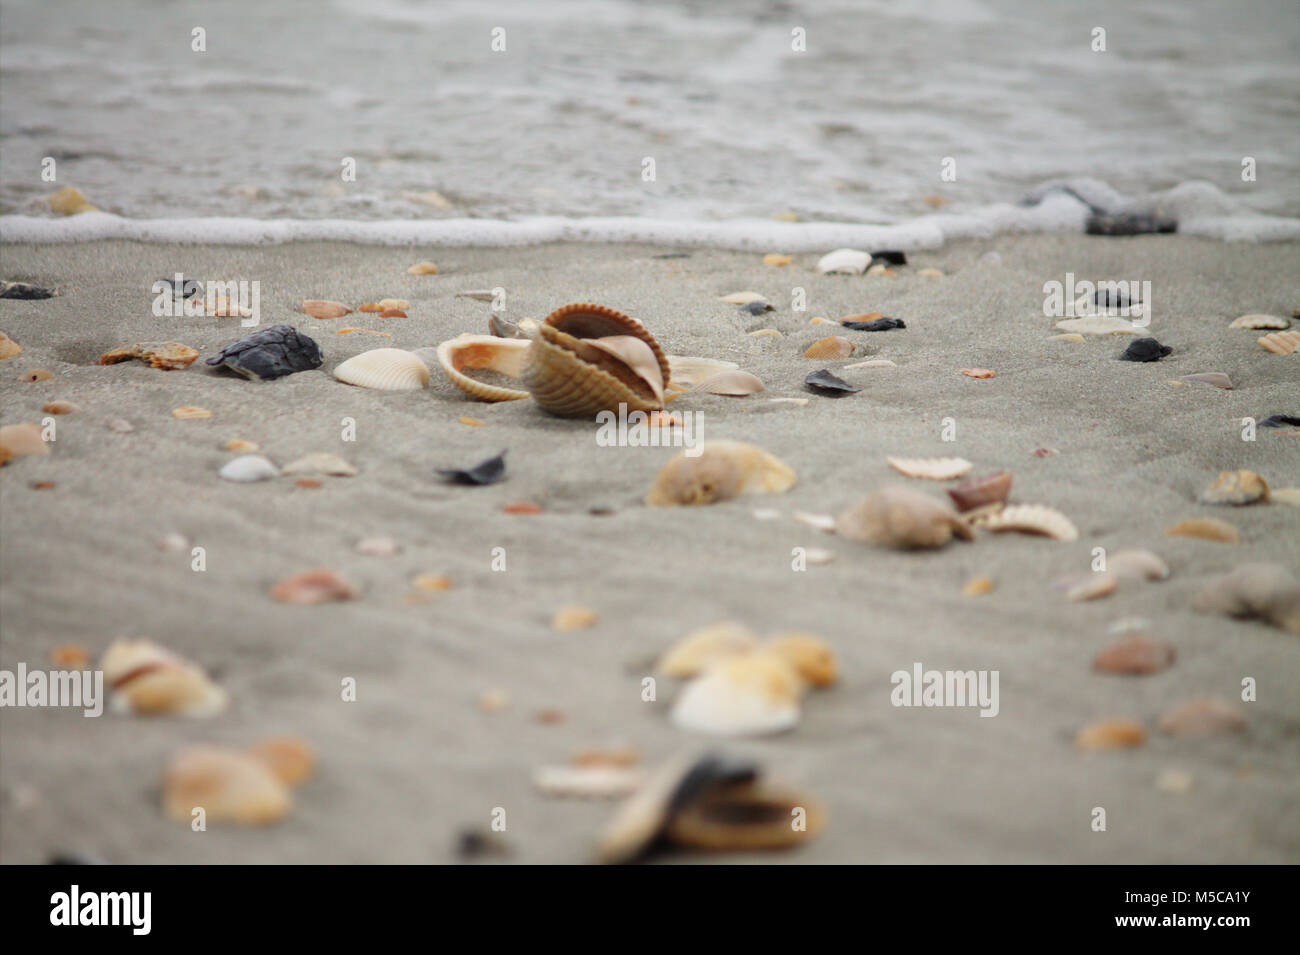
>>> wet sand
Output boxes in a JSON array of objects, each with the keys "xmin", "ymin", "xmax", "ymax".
[{"xmin": 1, "ymin": 235, "xmax": 1297, "ymax": 864}]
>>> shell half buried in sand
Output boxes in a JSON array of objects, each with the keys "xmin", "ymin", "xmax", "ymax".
[
  {"xmin": 100, "ymin": 638, "xmax": 227, "ymax": 717},
  {"xmin": 436, "ymin": 334, "xmax": 531, "ymax": 402},
  {"xmin": 1229, "ymin": 313, "xmax": 1290, "ymax": 329},
  {"xmin": 333, "ymin": 348, "xmax": 430, "ymax": 391},
  {"xmin": 835, "ymin": 485, "xmax": 972, "ymax": 549},
  {"xmin": 646, "ymin": 440, "xmax": 796, "ymax": 506},
  {"xmin": 886, "ymin": 456, "xmax": 973, "ymax": 481},
  {"xmin": 1257, "ymin": 330, "xmax": 1300, "ymax": 354},
  {"xmin": 979, "ymin": 504, "xmax": 1079, "ymax": 542},
  {"xmin": 670, "ymin": 652, "xmax": 803, "ymax": 737},
  {"xmin": 522, "ymin": 303, "xmax": 670, "ymax": 417}
]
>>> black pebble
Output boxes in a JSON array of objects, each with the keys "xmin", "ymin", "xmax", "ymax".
[
  {"xmin": 870, "ymin": 250, "xmax": 907, "ymax": 266},
  {"xmin": 841, "ymin": 317, "xmax": 905, "ymax": 332},
  {"xmin": 738, "ymin": 301, "xmax": 773, "ymax": 315},
  {"xmin": 438, "ymin": 450, "xmax": 507, "ymax": 486},
  {"xmin": 1118, "ymin": 337, "xmax": 1172, "ymax": 362},
  {"xmin": 1259, "ymin": 414, "xmax": 1300, "ymax": 428},
  {"xmin": 1086, "ymin": 213, "xmax": 1177, "ymax": 236},
  {"xmin": 0, "ymin": 281, "xmax": 56, "ymax": 299},
  {"xmin": 805, "ymin": 369, "xmax": 861, "ymax": 395},
  {"xmin": 205, "ymin": 324, "xmax": 323, "ymax": 380}
]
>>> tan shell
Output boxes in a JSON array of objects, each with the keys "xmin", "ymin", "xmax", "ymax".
[
  {"xmin": 656, "ymin": 621, "xmax": 761, "ymax": 678},
  {"xmin": 1108, "ymin": 549, "xmax": 1170, "ymax": 580},
  {"xmin": 804, "ymin": 336, "xmax": 854, "ymax": 359},
  {"xmin": 886, "ymin": 455, "xmax": 973, "ymax": 481},
  {"xmin": 101, "ymin": 638, "xmax": 227, "ymax": 717},
  {"xmin": 689, "ymin": 370, "xmax": 765, "ymax": 396},
  {"xmin": 407, "ymin": 261, "xmax": 438, "ymax": 274},
  {"xmin": 436, "ymin": 334, "xmax": 531, "ymax": 401},
  {"xmin": 162, "ymin": 746, "xmax": 292, "ymax": 825},
  {"xmin": 1229, "ymin": 313, "xmax": 1290, "ymax": 329},
  {"xmin": 282, "ymin": 452, "xmax": 357, "ymax": 477},
  {"xmin": 552, "ymin": 605, "xmax": 599, "ymax": 632},
  {"xmin": 99, "ymin": 341, "xmax": 199, "ymax": 370},
  {"xmin": 1061, "ymin": 572, "xmax": 1118, "ymax": 602},
  {"xmin": 1199, "ymin": 469, "xmax": 1269, "ymax": 505},
  {"xmin": 1054, "ymin": 317, "xmax": 1140, "ymax": 335},
  {"xmin": 333, "ymin": 348, "xmax": 430, "ymax": 391},
  {"xmin": 1163, "ymin": 517, "xmax": 1238, "ymax": 543},
  {"xmin": 947, "ymin": 470, "xmax": 1012, "ymax": 512},
  {"xmin": 270, "ymin": 568, "xmax": 359, "ymax": 604},
  {"xmin": 247, "ymin": 736, "xmax": 317, "ymax": 785},
  {"xmin": 1093, "ymin": 634, "xmax": 1176, "ymax": 675},
  {"xmin": 301, "ymin": 299, "xmax": 351, "ymax": 319},
  {"xmin": 0, "ymin": 331, "xmax": 21, "ymax": 360},
  {"xmin": 0, "ymin": 423, "xmax": 49, "ymax": 463},
  {"xmin": 1075, "ymin": 719, "xmax": 1147, "ymax": 750},
  {"xmin": 835, "ymin": 485, "xmax": 972, "ymax": 549},
  {"xmin": 962, "ymin": 576, "xmax": 995, "ymax": 596},
  {"xmin": 665, "ymin": 355, "xmax": 740, "ymax": 388},
  {"xmin": 961, "ymin": 367, "xmax": 997, "ymax": 379},
  {"xmin": 1157, "ymin": 698, "xmax": 1246, "ymax": 737},
  {"xmin": 1258, "ymin": 330, "xmax": 1300, "ymax": 353},
  {"xmin": 764, "ymin": 633, "xmax": 837, "ymax": 687},
  {"xmin": 980, "ymin": 504, "xmax": 1078, "ymax": 541},
  {"xmin": 172, "ymin": 406, "xmax": 212, "ymax": 419},
  {"xmin": 523, "ymin": 303, "xmax": 669, "ymax": 417},
  {"xmin": 670, "ymin": 652, "xmax": 804, "ymax": 737},
  {"xmin": 646, "ymin": 440, "xmax": 796, "ymax": 507},
  {"xmin": 1191, "ymin": 563, "xmax": 1300, "ymax": 634}
]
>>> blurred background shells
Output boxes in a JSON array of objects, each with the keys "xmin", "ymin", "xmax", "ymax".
[
  {"xmin": 835, "ymin": 485, "xmax": 972, "ymax": 549},
  {"xmin": 100, "ymin": 638, "xmax": 227, "ymax": 717},
  {"xmin": 670, "ymin": 653, "xmax": 803, "ymax": 736},
  {"xmin": 162, "ymin": 745, "xmax": 292, "ymax": 825},
  {"xmin": 646, "ymin": 440, "xmax": 796, "ymax": 507}
]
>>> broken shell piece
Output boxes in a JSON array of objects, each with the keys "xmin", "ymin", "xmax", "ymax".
[
  {"xmin": 246, "ymin": 737, "xmax": 316, "ymax": 786},
  {"xmin": 841, "ymin": 316, "xmax": 904, "ymax": 332},
  {"xmin": 282, "ymin": 452, "xmax": 356, "ymax": 477},
  {"xmin": 690, "ymin": 370, "xmax": 765, "ymax": 396},
  {"xmin": 916, "ymin": 267, "xmax": 944, "ymax": 278},
  {"xmin": 835, "ymin": 485, "xmax": 972, "ymax": 549},
  {"xmin": 1050, "ymin": 333, "xmax": 1086, "ymax": 343},
  {"xmin": 224, "ymin": 439, "xmax": 259, "ymax": 453},
  {"xmin": 763, "ymin": 254, "xmax": 792, "ymax": 267},
  {"xmin": 1119, "ymin": 337, "xmax": 1172, "ymax": 362},
  {"xmin": 407, "ymin": 261, "xmax": 438, "ymax": 275},
  {"xmin": 356, "ymin": 536, "xmax": 400, "ymax": 557},
  {"xmin": 1075, "ymin": 719, "xmax": 1147, "ymax": 750},
  {"xmin": 1199, "ymin": 469, "xmax": 1268, "ymax": 505},
  {"xmin": 665, "ymin": 355, "xmax": 740, "ymax": 388},
  {"xmin": 657, "ymin": 622, "xmax": 760, "ymax": 678},
  {"xmin": 162, "ymin": 746, "xmax": 292, "ymax": 825},
  {"xmin": 41, "ymin": 400, "xmax": 77, "ymax": 415},
  {"xmin": 747, "ymin": 328, "xmax": 782, "ymax": 338},
  {"xmin": 843, "ymin": 359, "xmax": 895, "ymax": 369},
  {"xmin": 1191, "ymin": 563, "xmax": 1300, "ymax": 634},
  {"xmin": 270, "ymin": 568, "xmax": 358, "ymax": 604},
  {"xmin": 99, "ymin": 341, "xmax": 199, "ymax": 370},
  {"xmin": 804, "ymin": 336, "xmax": 854, "ymax": 359},
  {"xmin": 1054, "ymin": 317, "xmax": 1140, "ymax": 335},
  {"xmin": 1163, "ymin": 517, "xmax": 1238, "ymax": 543},
  {"xmin": 534, "ymin": 765, "xmax": 646, "ymax": 798},
  {"xmin": 886, "ymin": 456, "xmax": 972, "ymax": 481},
  {"xmin": 769, "ymin": 397, "xmax": 810, "ymax": 406},
  {"xmin": 358, "ymin": 303, "xmax": 383, "ymax": 313},
  {"xmin": 1061, "ymin": 572, "xmax": 1118, "ymax": 602},
  {"xmin": 1180, "ymin": 372, "xmax": 1233, "ymax": 389},
  {"xmin": 20, "ymin": 368, "xmax": 54, "ymax": 382},
  {"xmin": 1093, "ymin": 634, "xmax": 1176, "ymax": 675},
  {"xmin": 962, "ymin": 576, "xmax": 995, "ymax": 596},
  {"xmin": 378, "ymin": 308, "xmax": 406, "ymax": 318},
  {"xmin": 219, "ymin": 454, "xmax": 279, "ymax": 483},
  {"xmin": 804, "ymin": 368, "xmax": 860, "ymax": 395},
  {"xmin": 809, "ymin": 316, "xmax": 834, "ymax": 326},
  {"xmin": 946, "ymin": 470, "xmax": 1012, "ymax": 512},
  {"xmin": 379, "ymin": 298, "xmax": 409, "ymax": 311},
  {"xmin": 172, "ymin": 406, "xmax": 212, "ymax": 419},
  {"xmin": 1108, "ymin": 549, "xmax": 1170, "ymax": 581},
  {"xmin": 436, "ymin": 449, "xmax": 505, "ymax": 485},
  {"xmin": 411, "ymin": 573, "xmax": 452, "ymax": 592},
  {"xmin": 301, "ymin": 299, "xmax": 351, "ymax": 319},
  {"xmin": 1158, "ymin": 698, "xmax": 1246, "ymax": 737},
  {"xmin": 960, "ymin": 367, "xmax": 996, "ymax": 379},
  {"xmin": 0, "ymin": 331, "xmax": 22, "ymax": 360},
  {"xmin": 334, "ymin": 348, "xmax": 430, "ymax": 391},
  {"xmin": 1257, "ymin": 330, "xmax": 1300, "ymax": 354},
  {"xmin": 816, "ymin": 248, "xmax": 870, "ymax": 274},
  {"xmin": 205, "ymin": 325, "xmax": 323, "ymax": 380},
  {"xmin": 1229, "ymin": 313, "xmax": 1289, "ymax": 329},
  {"xmin": 670, "ymin": 653, "xmax": 803, "ymax": 737},
  {"xmin": 523, "ymin": 303, "xmax": 670, "ymax": 418},
  {"xmin": 646, "ymin": 440, "xmax": 795, "ymax": 507},
  {"xmin": 101, "ymin": 638, "xmax": 228, "ymax": 717},
  {"xmin": 0, "ymin": 282, "xmax": 55, "ymax": 299},
  {"xmin": 980, "ymin": 504, "xmax": 1078, "ymax": 542},
  {"xmin": 763, "ymin": 633, "xmax": 837, "ymax": 687},
  {"xmin": 1272, "ymin": 487, "xmax": 1300, "ymax": 507},
  {"xmin": 719, "ymin": 291, "xmax": 768, "ymax": 305},
  {"xmin": 552, "ymin": 605, "xmax": 599, "ymax": 632},
  {"xmin": 435, "ymin": 334, "xmax": 531, "ymax": 402}
]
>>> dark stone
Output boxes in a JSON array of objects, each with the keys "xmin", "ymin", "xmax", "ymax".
[
  {"xmin": 870, "ymin": 250, "xmax": 908, "ymax": 266},
  {"xmin": 205, "ymin": 324, "xmax": 323, "ymax": 380},
  {"xmin": 1086, "ymin": 213, "xmax": 1177, "ymax": 236},
  {"xmin": 438, "ymin": 450, "xmax": 507, "ymax": 486},
  {"xmin": 1259, "ymin": 414, "xmax": 1300, "ymax": 428},
  {"xmin": 804, "ymin": 369, "xmax": 861, "ymax": 395},
  {"xmin": 1118, "ymin": 337, "xmax": 1172, "ymax": 362},
  {"xmin": 738, "ymin": 300, "xmax": 773, "ymax": 315},
  {"xmin": 841, "ymin": 317, "xmax": 905, "ymax": 332},
  {"xmin": 156, "ymin": 276, "xmax": 201, "ymax": 300},
  {"xmin": 0, "ymin": 281, "xmax": 56, "ymax": 299}
]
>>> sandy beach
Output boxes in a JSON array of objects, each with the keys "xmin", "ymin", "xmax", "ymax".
[{"xmin": 1, "ymin": 235, "xmax": 1297, "ymax": 864}]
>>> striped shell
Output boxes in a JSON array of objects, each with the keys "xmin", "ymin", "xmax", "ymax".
[
  {"xmin": 333, "ymin": 348, "xmax": 430, "ymax": 391},
  {"xmin": 980, "ymin": 503, "xmax": 1078, "ymax": 541},
  {"xmin": 886, "ymin": 456, "xmax": 973, "ymax": 480},
  {"xmin": 435, "ymin": 334, "xmax": 531, "ymax": 402},
  {"xmin": 522, "ymin": 304, "xmax": 670, "ymax": 418}
]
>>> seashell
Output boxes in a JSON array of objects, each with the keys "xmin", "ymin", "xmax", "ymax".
[
  {"xmin": 523, "ymin": 304, "xmax": 670, "ymax": 417},
  {"xmin": 886, "ymin": 456, "xmax": 972, "ymax": 481},
  {"xmin": 436, "ymin": 449, "xmax": 506, "ymax": 485},
  {"xmin": 205, "ymin": 325, "xmax": 323, "ymax": 380},
  {"xmin": 657, "ymin": 621, "xmax": 761, "ymax": 678},
  {"xmin": 270, "ymin": 568, "xmax": 358, "ymax": 604},
  {"xmin": 172, "ymin": 406, "xmax": 212, "ymax": 419},
  {"xmin": 460, "ymin": 416, "xmax": 485, "ymax": 426},
  {"xmin": 802, "ymin": 547, "xmax": 835, "ymax": 565},
  {"xmin": 411, "ymin": 573, "xmax": 453, "ymax": 592},
  {"xmin": 748, "ymin": 328, "xmax": 782, "ymax": 338},
  {"xmin": 378, "ymin": 308, "xmax": 406, "ymax": 318},
  {"xmin": 764, "ymin": 633, "xmax": 837, "ymax": 687},
  {"xmin": 1050, "ymin": 333, "xmax": 1085, "ymax": 343},
  {"xmin": 301, "ymin": 299, "xmax": 351, "ymax": 319},
  {"xmin": 646, "ymin": 440, "xmax": 795, "ymax": 507},
  {"xmin": 99, "ymin": 341, "xmax": 199, "ymax": 370},
  {"xmin": 51, "ymin": 644, "xmax": 90, "ymax": 668},
  {"xmin": 100, "ymin": 638, "xmax": 227, "ymax": 717},
  {"xmin": 282, "ymin": 452, "xmax": 356, "ymax": 477},
  {"xmin": 1075, "ymin": 719, "xmax": 1147, "ymax": 750},
  {"xmin": 844, "ymin": 359, "xmax": 895, "ymax": 369},
  {"xmin": 488, "ymin": 315, "xmax": 522, "ymax": 339},
  {"xmin": 379, "ymin": 298, "xmax": 409, "ymax": 311},
  {"xmin": 534, "ymin": 765, "xmax": 646, "ymax": 798},
  {"xmin": 1257, "ymin": 330, "xmax": 1300, "ymax": 354},
  {"xmin": 719, "ymin": 291, "xmax": 768, "ymax": 305},
  {"xmin": 809, "ymin": 316, "xmax": 834, "ymax": 325},
  {"xmin": 456, "ymin": 290, "xmax": 497, "ymax": 302},
  {"xmin": 689, "ymin": 370, "xmax": 765, "ymax": 396},
  {"xmin": 1054, "ymin": 317, "xmax": 1140, "ymax": 335},
  {"xmin": 962, "ymin": 502, "xmax": 1005, "ymax": 525},
  {"xmin": 1060, "ymin": 572, "xmax": 1118, "ymax": 602},
  {"xmin": 962, "ymin": 576, "xmax": 995, "ymax": 596},
  {"xmin": 334, "ymin": 348, "xmax": 430, "ymax": 391},
  {"xmin": 769, "ymin": 397, "xmax": 810, "ymax": 406},
  {"xmin": 503, "ymin": 501, "xmax": 543, "ymax": 515},
  {"xmin": 665, "ymin": 355, "xmax": 739, "ymax": 388},
  {"xmin": 40, "ymin": 400, "xmax": 77, "ymax": 415},
  {"xmin": 41, "ymin": 185, "xmax": 98, "ymax": 215},
  {"xmin": 246, "ymin": 736, "xmax": 316, "ymax": 785},
  {"xmin": 1093, "ymin": 634, "xmax": 1175, "ymax": 675},
  {"xmin": 1199, "ymin": 469, "xmax": 1268, "ymax": 505},
  {"xmin": 804, "ymin": 336, "xmax": 854, "ymax": 359},
  {"xmin": 841, "ymin": 317, "xmax": 904, "ymax": 331},
  {"xmin": 961, "ymin": 367, "xmax": 996, "ymax": 379},
  {"xmin": 816, "ymin": 248, "xmax": 871, "ymax": 274},
  {"xmin": 792, "ymin": 510, "xmax": 836, "ymax": 532},
  {"xmin": 1163, "ymin": 517, "xmax": 1237, "ymax": 543},
  {"xmin": 1191, "ymin": 563, "xmax": 1300, "ymax": 634},
  {"xmin": 2, "ymin": 423, "xmax": 52, "ymax": 464},
  {"xmin": 20, "ymin": 368, "xmax": 54, "ymax": 382},
  {"xmin": 356, "ymin": 536, "xmax": 400, "ymax": 557},
  {"xmin": 670, "ymin": 653, "xmax": 803, "ymax": 737},
  {"xmin": 1118, "ymin": 337, "xmax": 1172, "ymax": 362},
  {"xmin": 294, "ymin": 478, "xmax": 321, "ymax": 489},
  {"xmin": 980, "ymin": 504, "xmax": 1078, "ymax": 541},
  {"xmin": 1180, "ymin": 372, "xmax": 1233, "ymax": 389},
  {"xmin": 666, "ymin": 778, "xmax": 825, "ymax": 853},
  {"xmin": 1156, "ymin": 769, "xmax": 1194, "ymax": 793},
  {"xmin": 840, "ymin": 312, "xmax": 883, "ymax": 323},
  {"xmin": 946, "ymin": 470, "xmax": 1012, "ymax": 512},
  {"xmin": 917, "ymin": 267, "xmax": 944, "ymax": 277},
  {"xmin": 835, "ymin": 485, "xmax": 972, "ymax": 549},
  {"xmin": 763, "ymin": 253, "xmax": 791, "ymax": 266},
  {"xmin": 219, "ymin": 454, "xmax": 279, "ymax": 482},
  {"xmin": 1272, "ymin": 487, "xmax": 1300, "ymax": 507},
  {"xmin": 163, "ymin": 746, "xmax": 292, "ymax": 825},
  {"xmin": 224, "ymin": 438, "xmax": 259, "ymax": 452},
  {"xmin": 1158, "ymin": 698, "xmax": 1245, "ymax": 737},
  {"xmin": 0, "ymin": 331, "xmax": 21, "ymax": 360},
  {"xmin": 358, "ymin": 303, "xmax": 383, "ymax": 313},
  {"xmin": 804, "ymin": 368, "xmax": 860, "ymax": 395},
  {"xmin": 552, "ymin": 605, "xmax": 599, "ymax": 632},
  {"xmin": 436, "ymin": 334, "xmax": 531, "ymax": 402},
  {"xmin": 1230, "ymin": 313, "xmax": 1289, "ymax": 329},
  {"xmin": 407, "ymin": 261, "xmax": 438, "ymax": 275},
  {"xmin": 1107, "ymin": 549, "xmax": 1170, "ymax": 581},
  {"xmin": 866, "ymin": 264, "xmax": 895, "ymax": 276}
]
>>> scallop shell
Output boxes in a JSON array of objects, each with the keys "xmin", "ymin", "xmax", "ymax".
[
  {"xmin": 435, "ymin": 334, "xmax": 531, "ymax": 401},
  {"xmin": 1258, "ymin": 330, "xmax": 1300, "ymax": 354},
  {"xmin": 834, "ymin": 485, "xmax": 973, "ymax": 549},
  {"xmin": 162, "ymin": 746, "xmax": 292, "ymax": 825},
  {"xmin": 656, "ymin": 621, "xmax": 761, "ymax": 678},
  {"xmin": 689, "ymin": 370, "xmax": 765, "ymax": 396},
  {"xmin": 523, "ymin": 304, "xmax": 670, "ymax": 417},
  {"xmin": 646, "ymin": 440, "xmax": 796, "ymax": 507},
  {"xmin": 816, "ymin": 248, "xmax": 871, "ymax": 274},
  {"xmin": 1075, "ymin": 719, "xmax": 1147, "ymax": 750},
  {"xmin": 886, "ymin": 456, "xmax": 973, "ymax": 481},
  {"xmin": 1163, "ymin": 517, "xmax": 1238, "ymax": 543},
  {"xmin": 804, "ymin": 336, "xmax": 855, "ymax": 359},
  {"xmin": 947, "ymin": 470, "xmax": 1012, "ymax": 512},
  {"xmin": 101, "ymin": 638, "xmax": 228, "ymax": 717},
  {"xmin": 763, "ymin": 633, "xmax": 837, "ymax": 687},
  {"xmin": 1199, "ymin": 469, "xmax": 1269, "ymax": 505},
  {"xmin": 1230, "ymin": 313, "xmax": 1290, "ymax": 329},
  {"xmin": 980, "ymin": 504, "xmax": 1078, "ymax": 541},
  {"xmin": 333, "ymin": 348, "xmax": 430, "ymax": 391},
  {"xmin": 1107, "ymin": 549, "xmax": 1170, "ymax": 580},
  {"xmin": 666, "ymin": 779, "xmax": 825, "ymax": 852},
  {"xmin": 670, "ymin": 653, "xmax": 804, "ymax": 737}
]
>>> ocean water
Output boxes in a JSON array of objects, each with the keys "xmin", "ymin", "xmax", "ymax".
[{"xmin": 1, "ymin": 0, "xmax": 1298, "ymax": 246}]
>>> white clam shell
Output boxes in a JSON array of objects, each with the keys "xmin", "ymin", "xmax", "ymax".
[
  {"xmin": 333, "ymin": 348, "xmax": 430, "ymax": 391},
  {"xmin": 219, "ymin": 454, "xmax": 279, "ymax": 482},
  {"xmin": 282, "ymin": 452, "xmax": 357, "ymax": 477},
  {"xmin": 886, "ymin": 456, "xmax": 973, "ymax": 481},
  {"xmin": 1053, "ymin": 317, "xmax": 1141, "ymax": 335},
  {"xmin": 816, "ymin": 248, "xmax": 871, "ymax": 275},
  {"xmin": 669, "ymin": 654, "xmax": 803, "ymax": 737}
]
